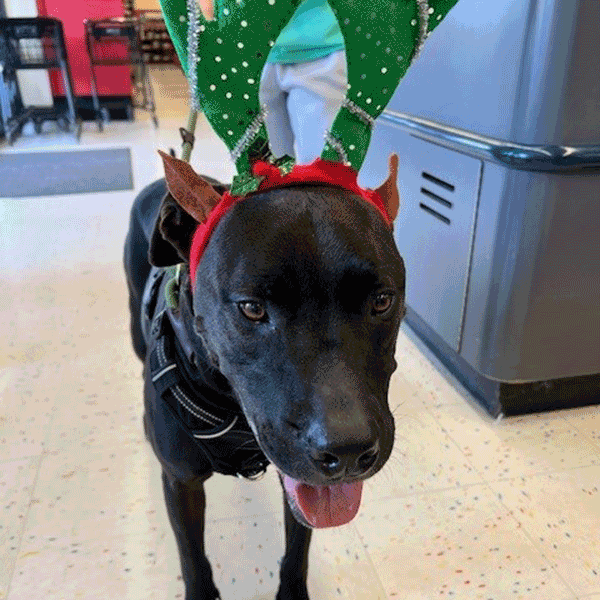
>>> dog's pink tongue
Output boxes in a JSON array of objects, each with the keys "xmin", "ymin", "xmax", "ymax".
[{"xmin": 282, "ymin": 475, "xmax": 363, "ymax": 528}]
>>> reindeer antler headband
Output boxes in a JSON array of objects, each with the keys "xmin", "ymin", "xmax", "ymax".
[{"xmin": 159, "ymin": 0, "xmax": 458, "ymax": 195}]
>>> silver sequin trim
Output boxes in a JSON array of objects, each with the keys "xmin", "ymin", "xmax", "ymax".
[
  {"xmin": 324, "ymin": 132, "xmax": 349, "ymax": 165},
  {"xmin": 412, "ymin": 0, "xmax": 431, "ymax": 63},
  {"xmin": 343, "ymin": 98, "xmax": 374, "ymax": 127},
  {"xmin": 186, "ymin": 0, "xmax": 201, "ymax": 111},
  {"xmin": 231, "ymin": 106, "xmax": 267, "ymax": 162}
]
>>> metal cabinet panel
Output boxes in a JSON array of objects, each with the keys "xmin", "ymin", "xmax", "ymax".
[
  {"xmin": 388, "ymin": 0, "xmax": 600, "ymax": 146},
  {"xmin": 387, "ymin": 0, "xmax": 531, "ymax": 142},
  {"xmin": 362, "ymin": 122, "xmax": 482, "ymax": 350}
]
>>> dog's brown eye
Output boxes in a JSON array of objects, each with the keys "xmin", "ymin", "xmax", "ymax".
[
  {"xmin": 372, "ymin": 292, "xmax": 394, "ymax": 315},
  {"xmin": 239, "ymin": 301, "xmax": 267, "ymax": 322}
]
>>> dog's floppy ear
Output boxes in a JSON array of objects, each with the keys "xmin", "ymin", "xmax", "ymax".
[
  {"xmin": 375, "ymin": 154, "xmax": 400, "ymax": 223},
  {"xmin": 148, "ymin": 151, "xmax": 223, "ymax": 266}
]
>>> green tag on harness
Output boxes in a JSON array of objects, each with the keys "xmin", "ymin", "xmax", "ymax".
[{"xmin": 164, "ymin": 264, "xmax": 183, "ymax": 310}]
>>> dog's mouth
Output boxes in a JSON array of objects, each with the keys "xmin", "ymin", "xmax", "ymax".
[
  {"xmin": 277, "ymin": 470, "xmax": 363, "ymax": 529},
  {"xmin": 245, "ymin": 417, "xmax": 369, "ymax": 527}
]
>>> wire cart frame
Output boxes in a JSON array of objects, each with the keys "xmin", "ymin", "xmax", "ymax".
[
  {"xmin": 84, "ymin": 16, "xmax": 158, "ymax": 131},
  {"xmin": 137, "ymin": 9, "xmax": 179, "ymax": 65},
  {"xmin": 0, "ymin": 17, "xmax": 81, "ymax": 144}
]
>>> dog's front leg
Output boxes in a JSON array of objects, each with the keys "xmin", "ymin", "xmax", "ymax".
[
  {"xmin": 276, "ymin": 492, "xmax": 312, "ymax": 600},
  {"xmin": 161, "ymin": 471, "xmax": 220, "ymax": 600}
]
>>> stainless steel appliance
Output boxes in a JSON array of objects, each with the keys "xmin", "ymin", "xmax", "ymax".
[{"xmin": 360, "ymin": 0, "xmax": 600, "ymax": 416}]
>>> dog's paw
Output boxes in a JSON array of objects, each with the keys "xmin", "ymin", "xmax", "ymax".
[
  {"xmin": 275, "ymin": 581, "xmax": 310, "ymax": 600},
  {"xmin": 185, "ymin": 592, "xmax": 220, "ymax": 600},
  {"xmin": 184, "ymin": 582, "xmax": 221, "ymax": 600}
]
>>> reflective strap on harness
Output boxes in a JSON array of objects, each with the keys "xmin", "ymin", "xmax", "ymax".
[
  {"xmin": 146, "ymin": 304, "xmax": 269, "ymax": 479},
  {"xmin": 149, "ymin": 319, "xmax": 227, "ymax": 430}
]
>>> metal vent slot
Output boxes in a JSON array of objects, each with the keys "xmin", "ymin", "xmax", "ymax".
[
  {"xmin": 420, "ymin": 187, "xmax": 453, "ymax": 208},
  {"xmin": 419, "ymin": 203, "xmax": 451, "ymax": 225},
  {"xmin": 422, "ymin": 171, "xmax": 455, "ymax": 192}
]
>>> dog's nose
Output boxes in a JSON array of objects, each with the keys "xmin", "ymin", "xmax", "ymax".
[{"xmin": 310, "ymin": 438, "xmax": 380, "ymax": 479}]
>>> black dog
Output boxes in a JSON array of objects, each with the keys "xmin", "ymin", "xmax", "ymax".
[{"xmin": 124, "ymin": 155, "xmax": 405, "ymax": 600}]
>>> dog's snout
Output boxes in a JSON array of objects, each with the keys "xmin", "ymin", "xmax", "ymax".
[{"xmin": 310, "ymin": 437, "xmax": 380, "ymax": 479}]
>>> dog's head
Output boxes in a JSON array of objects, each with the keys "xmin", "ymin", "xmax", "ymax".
[{"xmin": 150, "ymin": 155, "xmax": 405, "ymax": 528}]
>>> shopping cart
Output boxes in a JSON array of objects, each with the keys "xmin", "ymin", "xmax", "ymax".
[
  {"xmin": 84, "ymin": 16, "xmax": 158, "ymax": 131},
  {"xmin": 0, "ymin": 17, "xmax": 81, "ymax": 144},
  {"xmin": 138, "ymin": 9, "xmax": 179, "ymax": 65}
]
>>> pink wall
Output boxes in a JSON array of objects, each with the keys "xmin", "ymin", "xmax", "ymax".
[{"xmin": 37, "ymin": 0, "xmax": 131, "ymax": 97}]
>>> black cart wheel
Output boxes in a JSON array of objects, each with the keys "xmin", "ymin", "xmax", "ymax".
[
  {"xmin": 9, "ymin": 123, "xmax": 23, "ymax": 144},
  {"xmin": 97, "ymin": 107, "xmax": 109, "ymax": 132},
  {"xmin": 57, "ymin": 116, "xmax": 69, "ymax": 132},
  {"xmin": 34, "ymin": 119, "xmax": 43, "ymax": 134},
  {"xmin": 75, "ymin": 119, "xmax": 83, "ymax": 141}
]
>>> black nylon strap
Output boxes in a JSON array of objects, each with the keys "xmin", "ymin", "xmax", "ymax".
[{"xmin": 145, "ymin": 277, "xmax": 269, "ymax": 479}]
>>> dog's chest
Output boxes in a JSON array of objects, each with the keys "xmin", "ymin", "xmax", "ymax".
[{"xmin": 142, "ymin": 266, "xmax": 270, "ymax": 479}]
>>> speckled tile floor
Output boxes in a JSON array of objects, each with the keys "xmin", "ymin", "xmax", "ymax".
[{"xmin": 1, "ymin": 66, "xmax": 600, "ymax": 600}]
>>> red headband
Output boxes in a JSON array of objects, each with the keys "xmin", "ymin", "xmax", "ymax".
[{"xmin": 189, "ymin": 159, "xmax": 390, "ymax": 288}]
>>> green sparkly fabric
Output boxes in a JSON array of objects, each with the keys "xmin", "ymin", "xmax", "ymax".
[
  {"xmin": 159, "ymin": 0, "xmax": 459, "ymax": 177},
  {"xmin": 324, "ymin": 0, "xmax": 458, "ymax": 167}
]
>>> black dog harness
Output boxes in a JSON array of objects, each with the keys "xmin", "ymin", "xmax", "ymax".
[{"xmin": 143, "ymin": 267, "xmax": 270, "ymax": 480}]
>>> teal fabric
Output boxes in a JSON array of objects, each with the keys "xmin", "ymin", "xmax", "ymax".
[{"xmin": 267, "ymin": 0, "xmax": 344, "ymax": 64}]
